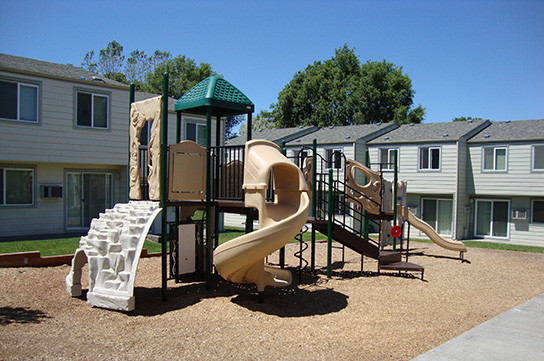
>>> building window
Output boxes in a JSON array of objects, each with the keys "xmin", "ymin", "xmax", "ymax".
[
  {"xmin": 421, "ymin": 198, "xmax": 453, "ymax": 236},
  {"xmin": 326, "ymin": 149, "xmax": 342, "ymax": 169},
  {"xmin": 0, "ymin": 168, "xmax": 34, "ymax": 205},
  {"xmin": 475, "ymin": 199, "xmax": 510, "ymax": 238},
  {"xmin": 186, "ymin": 122, "xmax": 206, "ymax": 146},
  {"xmin": 483, "ymin": 146, "xmax": 507, "ymax": 171},
  {"xmin": 532, "ymin": 145, "xmax": 544, "ymax": 171},
  {"xmin": 419, "ymin": 146, "xmax": 440, "ymax": 170},
  {"xmin": 76, "ymin": 91, "xmax": 108, "ymax": 128},
  {"xmin": 0, "ymin": 80, "xmax": 39, "ymax": 122},
  {"xmin": 532, "ymin": 200, "xmax": 544, "ymax": 223},
  {"xmin": 379, "ymin": 148, "xmax": 398, "ymax": 171}
]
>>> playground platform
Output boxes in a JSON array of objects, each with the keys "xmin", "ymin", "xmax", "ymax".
[{"xmin": 411, "ymin": 291, "xmax": 544, "ymax": 361}]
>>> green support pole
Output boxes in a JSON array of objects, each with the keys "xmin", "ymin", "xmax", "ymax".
[
  {"xmin": 205, "ymin": 107, "xmax": 212, "ymax": 290},
  {"xmin": 128, "ymin": 83, "xmax": 135, "ymax": 203},
  {"xmin": 247, "ymin": 112, "xmax": 252, "ymax": 142},
  {"xmin": 245, "ymin": 111, "xmax": 253, "ymax": 236},
  {"xmin": 279, "ymin": 140, "xmax": 286, "ymax": 269},
  {"xmin": 214, "ymin": 116, "xmax": 221, "ymax": 248},
  {"xmin": 327, "ymin": 168, "xmax": 333, "ymax": 278},
  {"xmin": 362, "ymin": 149, "xmax": 369, "ymax": 270},
  {"xmin": 161, "ymin": 73, "xmax": 169, "ymax": 301},
  {"xmin": 311, "ymin": 138, "xmax": 317, "ymax": 218},
  {"xmin": 393, "ymin": 149, "xmax": 398, "ymax": 251},
  {"xmin": 363, "ymin": 149, "xmax": 370, "ymax": 238},
  {"xmin": 310, "ymin": 138, "xmax": 317, "ymax": 272},
  {"xmin": 174, "ymin": 111, "xmax": 181, "ymax": 283}
]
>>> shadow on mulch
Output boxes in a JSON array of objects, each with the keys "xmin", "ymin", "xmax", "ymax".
[
  {"xmin": 0, "ymin": 307, "xmax": 51, "ymax": 325},
  {"xmin": 124, "ymin": 271, "xmax": 348, "ymax": 318}
]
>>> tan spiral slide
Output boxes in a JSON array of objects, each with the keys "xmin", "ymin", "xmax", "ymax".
[{"xmin": 213, "ymin": 140, "xmax": 311, "ymax": 292}]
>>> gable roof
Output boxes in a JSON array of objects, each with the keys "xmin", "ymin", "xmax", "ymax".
[
  {"xmin": 468, "ymin": 119, "xmax": 544, "ymax": 143},
  {"xmin": 226, "ymin": 126, "xmax": 318, "ymax": 146},
  {"xmin": 287, "ymin": 123, "xmax": 399, "ymax": 146},
  {"xmin": 0, "ymin": 53, "xmax": 128, "ymax": 89},
  {"xmin": 368, "ymin": 119, "xmax": 490, "ymax": 144}
]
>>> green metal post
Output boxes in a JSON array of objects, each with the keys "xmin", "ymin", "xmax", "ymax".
[
  {"xmin": 245, "ymin": 111, "xmax": 253, "ymax": 236},
  {"xmin": 205, "ymin": 107, "xmax": 212, "ymax": 290},
  {"xmin": 214, "ymin": 116, "xmax": 221, "ymax": 248},
  {"xmin": 279, "ymin": 140, "xmax": 286, "ymax": 269},
  {"xmin": 362, "ymin": 149, "xmax": 369, "ymax": 270},
  {"xmin": 327, "ymin": 168, "xmax": 333, "ymax": 278},
  {"xmin": 393, "ymin": 149, "xmax": 398, "ymax": 251},
  {"xmin": 363, "ymin": 149, "xmax": 370, "ymax": 238},
  {"xmin": 310, "ymin": 138, "xmax": 317, "ymax": 272},
  {"xmin": 161, "ymin": 73, "xmax": 169, "ymax": 301},
  {"xmin": 311, "ymin": 138, "xmax": 317, "ymax": 218},
  {"xmin": 128, "ymin": 83, "xmax": 135, "ymax": 202},
  {"xmin": 247, "ymin": 112, "xmax": 252, "ymax": 141},
  {"xmin": 174, "ymin": 111, "xmax": 181, "ymax": 283}
]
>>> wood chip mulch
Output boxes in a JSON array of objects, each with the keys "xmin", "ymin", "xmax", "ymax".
[{"xmin": 1, "ymin": 242, "xmax": 543, "ymax": 360}]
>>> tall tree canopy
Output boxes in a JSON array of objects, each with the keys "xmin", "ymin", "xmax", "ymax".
[
  {"xmin": 82, "ymin": 41, "xmax": 215, "ymax": 99},
  {"xmin": 271, "ymin": 45, "xmax": 425, "ymax": 127}
]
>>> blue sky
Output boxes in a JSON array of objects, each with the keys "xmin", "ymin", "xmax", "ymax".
[{"xmin": 1, "ymin": 0, "xmax": 543, "ymax": 127}]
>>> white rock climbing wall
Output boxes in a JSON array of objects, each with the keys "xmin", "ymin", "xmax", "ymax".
[{"xmin": 66, "ymin": 201, "xmax": 161, "ymax": 311}]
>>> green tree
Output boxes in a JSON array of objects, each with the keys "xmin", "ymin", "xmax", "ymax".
[
  {"xmin": 452, "ymin": 116, "xmax": 485, "ymax": 122},
  {"xmin": 82, "ymin": 41, "xmax": 126, "ymax": 81},
  {"xmin": 239, "ymin": 110, "xmax": 276, "ymax": 136},
  {"xmin": 271, "ymin": 45, "xmax": 425, "ymax": 127},
  {"xmin": 143, "ymin": 55, "xmax": 216, "ymax": 99},
  {"xmin": 82, "ymin": 41, "xmax": 240, "ymax": 141}
]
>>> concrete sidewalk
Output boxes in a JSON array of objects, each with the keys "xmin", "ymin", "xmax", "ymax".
[{"xmin": 411, "ymin": 292, "xmax": 544, "ymax": 361}]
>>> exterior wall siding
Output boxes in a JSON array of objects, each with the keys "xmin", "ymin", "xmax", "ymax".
[
  {"xmin": 0, "ymin": 71, "xmax": 130, "ymax": 165},
  {"xmin": 468, "ymin": 141, "xmax": 544, "ymax": 197},
  {"xmin": 368, "ymin": 142, "xmax": 458, "ymax": 194},
  {"xmin": 0, "ymin": 162, "xmax": 124, "ymax": 238}
]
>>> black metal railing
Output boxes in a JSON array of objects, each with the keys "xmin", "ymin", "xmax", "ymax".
[{"xmin": 210, "ymin": 145, "xmax": 245, "ymax": 201}]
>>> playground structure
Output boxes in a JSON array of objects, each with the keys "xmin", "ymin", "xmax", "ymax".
[{"xmin": 66, "ymin": 74, "xmax": 467, "ymax": 311}]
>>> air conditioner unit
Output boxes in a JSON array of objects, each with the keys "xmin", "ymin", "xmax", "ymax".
[
  {"xmin": 511, "ymin": 209, "xmax": 528, "ymax": 220},
  {"xmin": 40, "ymin": 185, "xmax": 63, "ymax": 199}
]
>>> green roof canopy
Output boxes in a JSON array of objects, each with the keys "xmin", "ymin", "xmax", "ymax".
[{"xmin": 174, "ymin": 75, "xmax": 254, "ymax": 117}]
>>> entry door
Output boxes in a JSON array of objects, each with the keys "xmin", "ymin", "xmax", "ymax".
[
  {"xmin": 66, "ymin": 172, "xmax": 113, "ymax": 229},
  {"xmin": 475, "ymin": 200, "xmax": 510, "ymax": 238}
]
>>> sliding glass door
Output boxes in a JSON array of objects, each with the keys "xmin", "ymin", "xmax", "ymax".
[
  {"xmin": 66, "ymin": 172, "xmax": 113, "ymax": 229},
  {"xmin": 475, "ymin": 199, "xmax": 510, "ymax": 238},
  {"xmin": 422, "ymin": 198, "xmax": 453, "ymax": 236}
]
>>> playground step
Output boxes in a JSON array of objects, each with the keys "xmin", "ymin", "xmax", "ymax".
[
  {"xmin": 379, "ymin": 261, "xmax": 424, "ymax": 280},
  {"xmin": 378, "ymin": 250, "xmax": 402, "ymax": 265}
]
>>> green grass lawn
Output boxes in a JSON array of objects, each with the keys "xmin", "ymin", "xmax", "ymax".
[{"xmin": 0, "ymin": 230, "xmax": 541, "ymax": 257}]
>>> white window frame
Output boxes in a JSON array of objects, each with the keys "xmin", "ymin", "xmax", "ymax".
[
  {"xmin": 0, "ymin": 167, "xmax": 35, "ymax": 206},
  {"xmin": 418, "ymin": 146, "xmax": 441, "ymax": 171},
  {"xmin": 75, "ymin": 90, "xmax": 110, "ymax": 129},
  {"xmin": 379, "ymin": 148, "xmax": 399, "ymax": 171},
  {"xmin": 0, "ymin": 79, "xmax": 39, "ymax": 123},
  {"xmin": 532, "ymin": 145, "xmax": 544, "ymax": 172},
  {"xmin": 420, "ymin": 197, "xmax": 453, "ymax": 236},
  {"xmin": 531, "ymin": 199, "xmax": 544, "ymax": 224},
  {"xmin": 475, "ymin": 199, "xmax": 510, "ymax": 239},
  {"xmin": 325, "ymin": 148, "xmax": 343, "ymax": 170},
  {"xmin": 482, "ymin": 146, "xmax": 508, "ymax": 172}
]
